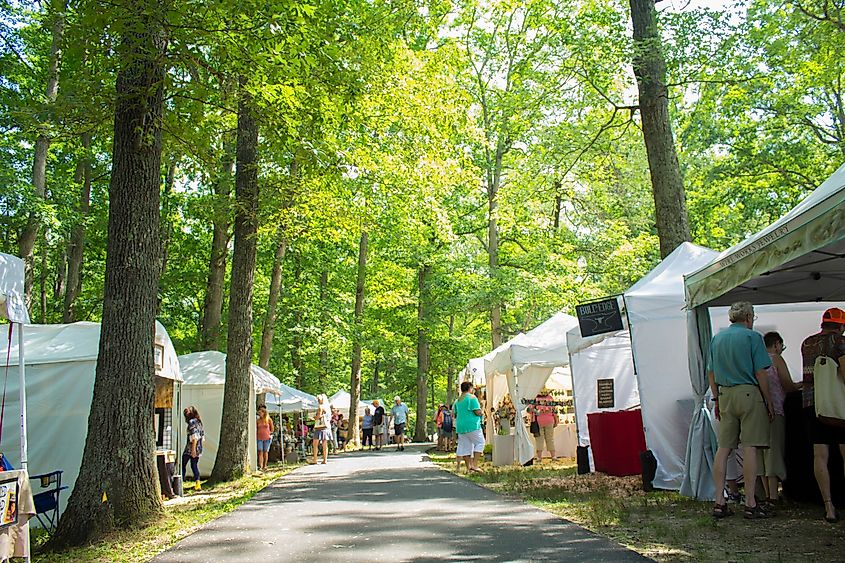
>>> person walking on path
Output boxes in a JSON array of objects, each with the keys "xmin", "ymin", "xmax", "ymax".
[
  {"xmin": 800, "ymin": 307, "xmax": 845, "ymax": 523},
  {"xmin": 256, "ymin": 404, "xmax": 274, "ymax": 471},
  {"xmin": 454, "ymin": 381, "xmax": 484, "ymax": 473},
  {"xmin": 362, "ymin": 407, "xmax": 375, "ymax": 450},
  {"xmin": 390, "ymin": 396, "xmax": 411, "ymax": 451},
  {"xmin": 708, "ymin": 301, "xmax": 774, "ymax": 520},
  {"xmin": 761, "ymin": 331, "xmax": 799, "ymax": 503},
  {"xmin": 529, "ymin": 389, "xmax": 558, "ymax": 462},
  {"xmin": 372, "ymin": 399, "xmax": 385, "ymax": 450},
  {"xmin": 312, "ymin": 394, "xmax": 333, "ymax": 464},
  {"xmin": 182, "ymin": 406, "xmax": 204, "ymax": 491}
]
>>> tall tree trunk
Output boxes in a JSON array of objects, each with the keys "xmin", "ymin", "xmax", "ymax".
[
  {"xmin": 414, "ymin": 263, "xmax": 431, "ymax": 442},
  {"xmin": 446, "ymin": 315, "xmax": 455, "ymax": 406},
  {"xmin": 258, "ymin": 230, "xmax": 286, "ymax": 369},
  {"xmin": 319, "ymin": 268, "xmax": 328, "ymax": 388},
  {"xmin": 371, "ymin": 356, "xmax": 380, "ymax": 396},
  {"xmin": 291, "ymin": 252, "xmax": 304, "ymax": 389},
  {"xmin": 199, "ymin": 125, "xmax": 235, "ymax": 350},
  {"xmin": 64, "ymin": 133, "xmax": 92, "ymax": 322},
  {"xmin": 49, "ymin": 2, "xmax": 167, "ymax": 545},
  {"xmin": 630, "ymin": 0, "xmax": 690, "ymax": 258},
  {"xmin": 159, "ymin": 158, "xmax": 177, "ymax": 281},
  {"xmin": 487, "ymin": 144, "xmax": 504, "ymax": 348},
  {"xmin": 211, "ymin": 77, "xmax": 259, "ymax": 483},
  {"xmin": 19, "ymin": 0, "xmax": 66, "ymax": 310},
  {"xmin": 348, "ymin": 230, "xmax": 368, "ymax": 447},
  {"xmin": 39, "ymin": 235, "xmax": 48, "ymax": 321}
]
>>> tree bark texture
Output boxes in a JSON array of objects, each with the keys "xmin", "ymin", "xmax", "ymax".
[
  {"xmin": 487, "ymin": 145, "xmax": 504, "ymax": 349},
  {"xmin": 50, "ymin": 3, "xmax": 167, "ymax": 546},
  {"xmin": 199, "ymin": 130, "xmax": 235, "ymax": 350},
  {"xmin": 291, "ymin": 252, "xmax": 304, "ymax": 389},
  {"xmin": 258, "ymin": 231, "xmax": 286, "ymax": 369},
  {"xmin": 446, "ymin": 315, "xmax": 455, "ymax": 406},
  {"xmin": 211, "ymin": 78, "xmax": 259, "ymax": 483},
  {"xmin": 159, "ymin": 158, "xmax": 177, "ymax": 283},
  {"xmin": 64, "ymin": 133, "xmax": 92, "ymax": 322},
  {"xmin": 348, "ymin": 230, "xmax": 368, "ymax": 447},
  {"xmin": 19, "ymin": 0, "xmax": 66, "ymax": 309},
  {"xmin": 414, "ymin": 263, "xmax": 431, "ymax": 442},
  {"xmin": 319, "ymin": 268, "xmax": 329, "ymax": 388},
  {"xmin": 630, "ymin": 0, "xmax": 691, "ymax": 258}
]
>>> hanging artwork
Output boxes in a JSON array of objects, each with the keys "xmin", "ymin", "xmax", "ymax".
[{"xmin": 0, "ymin": 475, "xmax": 19, "ymax": 529}]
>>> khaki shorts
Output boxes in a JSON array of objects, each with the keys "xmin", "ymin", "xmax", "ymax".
[
  {"xmin": 718, "ymin": 384, "xmax": 769, "ymax": 449},
  {"xmin": 535, "ymin": 424, "xmax": 555, "ymax": 455}
]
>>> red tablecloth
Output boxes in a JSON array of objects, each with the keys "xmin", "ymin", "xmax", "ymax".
[{"xmin": 587, "ymin": 409, "xmax": 647, "ymax": 476}]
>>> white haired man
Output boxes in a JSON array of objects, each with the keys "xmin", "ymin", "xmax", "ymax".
[{"xmin": 709, "ymin": 301, "xmax": 775, "ymax": 519}]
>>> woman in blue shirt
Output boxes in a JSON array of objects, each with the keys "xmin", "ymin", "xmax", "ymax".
[{"xmin": 454, "ymin": 381, "xmax": 484, "ymax": 472}]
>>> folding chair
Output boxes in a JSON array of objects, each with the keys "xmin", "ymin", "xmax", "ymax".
[{"xmin": 30, "ymin": 470, "xmax": 67, "ymax": 534}]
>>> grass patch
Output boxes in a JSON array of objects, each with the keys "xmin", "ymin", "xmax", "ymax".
[
  {"xmin": 31, "ymin": 462, "xmax": 303, "ymax": 563},
  {"xmin": 430, "ymin": 449, "xmax": 845, "ymax": 562}
]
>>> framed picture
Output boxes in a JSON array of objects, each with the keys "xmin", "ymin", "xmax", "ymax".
[
  {"xmin": 154, "ymin": 343, "xmax": 165, "ymax": 373},
  {"xmin": 0, "ymin": 475, "xmax": 19, "ymax": 529}
]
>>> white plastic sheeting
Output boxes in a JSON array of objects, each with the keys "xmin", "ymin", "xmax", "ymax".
[
  {"xmin": 179, "ymin": 351, "xmax": 282, "ymax": 476},
  {"xmin": 328, "ymin": 390, "xmax": 369, "ymax": 417},
  {"xmin": 567, "ymin": 327, "xmax": 639, "ymax": 449},
  {"xmin": 1, "ymin": 321, "xmax": 182, "ymax": 516},
  {"xmin": 266, "ymin": 381, "xmax": 317, "ymax": 413}
]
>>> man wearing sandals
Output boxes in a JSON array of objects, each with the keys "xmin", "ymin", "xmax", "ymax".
[
  {"xmin": 800, "ymin": 307, "xmax": 845, "ymax": 523},
  {"xmin": 708, "ymin": 301, "xmax": 775, "ymax": 519}
]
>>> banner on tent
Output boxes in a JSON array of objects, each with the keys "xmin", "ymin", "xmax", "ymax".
[{"xmin": 576, "ymin": 298, "xmax": 623, "ymax": 337}]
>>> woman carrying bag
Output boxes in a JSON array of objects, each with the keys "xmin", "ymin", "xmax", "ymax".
[
  {"xmin": 529, "ymin": 389, "xmax": 558, "ymax": 463},
  {"xmin": 312, "ymin": 394, "xmax": 332, "ymax": 464}
]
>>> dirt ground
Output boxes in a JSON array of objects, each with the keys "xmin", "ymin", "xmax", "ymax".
[{"xmin": 432, "ymin": 454, "xmax": 845, "ymax": 562}]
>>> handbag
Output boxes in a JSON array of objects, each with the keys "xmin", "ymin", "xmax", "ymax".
[
  {"xmin": 814, "ymin": 354, "xmax": 845, "ymax": 428},
  {"xmin": 530, "ymin": 417, "xmax": 540, "ymax": 436}
]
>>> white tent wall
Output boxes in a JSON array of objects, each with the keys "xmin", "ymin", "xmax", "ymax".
[
  {"xmin": 0, "ymin": 321, "xmax": 182, "ymax": 517},
  {"xmin": 567, "ymin": 329, "xmax": 639, "ymax": 449},
  {"xmin": 180, "ymin": 383, "xmax": 257, "ymax": 476}
]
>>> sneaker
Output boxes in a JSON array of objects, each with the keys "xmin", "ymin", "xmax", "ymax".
[
  {"xmin": 725, "ymin": 489, "xmax": 742, "ymax": 503},
  {"xmin": 743, "ymin": 504, "xmax": 773, "ymax": 519}
]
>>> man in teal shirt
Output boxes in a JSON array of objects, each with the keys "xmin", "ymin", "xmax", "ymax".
[{"xmin": 708, "ymin": 301, "xmax": 774, "ymax": 520}]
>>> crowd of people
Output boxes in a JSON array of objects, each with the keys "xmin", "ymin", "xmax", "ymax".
[{"xmin": 709, "ymin": 302, "xmax": 845, "ymax": 522}]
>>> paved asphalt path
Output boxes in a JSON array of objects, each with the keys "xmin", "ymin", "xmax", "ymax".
[{"xmin": 154, "ymin": 445, "xmax": 650, "ymax": 562}]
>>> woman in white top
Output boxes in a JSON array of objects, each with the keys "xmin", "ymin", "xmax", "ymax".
[{"xmin": 312, "ymin": 394, "xmax": 333, "ymax": 464}]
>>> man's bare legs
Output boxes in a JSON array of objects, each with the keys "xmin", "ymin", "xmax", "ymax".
[
  {"xmin": 713, "ymin": 446, "xmax": 732, "ymax": 505},
  {"xmin": 813, "ymin": 444, "xmax": 839, "ymax": 520},
  {"xmin": 742, "ymin": 445, "xmax": 759, "ymax": 509}
]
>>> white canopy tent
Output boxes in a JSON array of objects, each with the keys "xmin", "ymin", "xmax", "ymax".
[
  {"xmin": 483, "ymin": 314, "xmax": 580, "ymax": 465},
  {"xmin": 566, "ymin": 242, "xmax": 718, "ymax": 488},
  {"xmin": 1, "ymin": 321, "xmax": 182, "ymax": 516},
  {"xmin": 682, "ymin": 162, "xmax": 845, "ymax": 500},
  {"xmin": 266, "ymin": 381, "xmax": 317, "ymax": 413},
  {"xmin": 179, "ymin": 351, "xmax": 282, "ymax": 476},
  {"xmin": 329, "ymin": 390, "xmax": 368, "ymax": 417}
]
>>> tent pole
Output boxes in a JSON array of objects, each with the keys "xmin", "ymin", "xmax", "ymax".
[
  {"xmin": 17, "ymin": 322, "xmax": 30, "ymax": 563},
  {"xmin": 17, "ymin": 323, "xmax": 27, "ymax": 470},
  {"xmin": 278, "ymin": 396, "xmax": 284, "ymax": 464}
]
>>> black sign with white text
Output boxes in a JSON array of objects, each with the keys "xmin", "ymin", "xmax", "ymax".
[{"xmin": 575, "ymin": 298, "xmax": 623, "ymax": 337}]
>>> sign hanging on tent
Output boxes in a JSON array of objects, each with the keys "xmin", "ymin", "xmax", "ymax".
[
  {"xmin": 0, "ymin": 476, "xmax": 19, "ymax": 529},
  {"xmin": 576, "ymin": 298, "xmax": 623, "ymax": 337}
]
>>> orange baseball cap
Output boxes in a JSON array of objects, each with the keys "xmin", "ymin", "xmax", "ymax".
[{"xmin": 822, "ymin": 307, "xmax": 845, "ymax": 325}]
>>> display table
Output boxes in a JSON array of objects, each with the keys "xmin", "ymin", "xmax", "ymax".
[
  {"xmin": 0, "ymin": 469, "xmax": 35, "ymax": 561},
  {"xmin": 587, "ymin": 409, "xmax": 647, "ymax": 476},
  {"xmin": 492, "ymin": 435, "xmax": 514, "ymax": 466}
]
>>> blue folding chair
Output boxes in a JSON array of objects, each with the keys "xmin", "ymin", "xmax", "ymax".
[{"xmin": 30, "ymin": 470, "xmax": 67, "ymax": 534}]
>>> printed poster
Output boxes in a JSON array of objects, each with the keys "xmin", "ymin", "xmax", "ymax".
[{"xmin": 0, "ymin": 476, "xmax": 19, "ymax": 529}]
